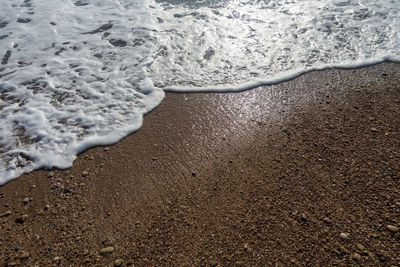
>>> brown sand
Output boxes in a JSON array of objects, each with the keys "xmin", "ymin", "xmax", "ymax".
[{"xmin": 1, "ymin": 63, "xmax": 400, "ymax": 266}]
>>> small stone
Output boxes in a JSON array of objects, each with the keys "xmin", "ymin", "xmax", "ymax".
[
  {"xmin": 369, "ymin": 233, "xmax": 378, "ymax": 238},
  {"xmin": 300, "ymin": 213, "xmax": 308, "ymax": 221},
  {"xmin": 356, "ymin": 244, "xmax": 365, "ymax": 251},
  {"xmin": 15, "ymin": 215, "xmax": 28, "ymax": 224},
  {"xmin": 19, "ymin": 251, "xmax": 30, "ymax": 259},
  {"xmin": 50, "ymin": 184, "xmax": 59, "ymax": 190},
  {"xmin": 114, "ymin": 259, "xmax": 124, "ymax": 266},
  {"xmin": 243, "ymin": 243, "xmax": 249, "ymax": 250},
  {"xmin": 82, "ymin": 171, "xmax": 88, "ymax": 177},
  {"xmin": 99, "ymin": 246, "xmax": 114, "ymax": 255},
  {"xmin": 53, "ymin": 256, "xmax": 61, "ymax": 262},
  {"xmin": 44, "ymin": 204, "xmax": 50, "ymax": 210},
  {"xmin": 47, "ymin": 171, "xmax": 54, "ymax": 178},
  {"xmin": 126, "ymin": 259, "xmax": 135, "ymax": 266},
  {"xmin": 0, "ymin": 210, "xmax": 12, "ymax": 217},
  {"xmin": 371, "ymin": 127, "xmax": 379, "ymax": 132},
  {"xmin": 323, "ymin": 217, "xmax": 332, "ymax": 225},
  {"xmin": 63, "ymin": 187, "xmax": 72, "ymax": 194},
  {"xmin": 352, "ymin": 253, "xmax": 361, "ymax": 261},
  {"xmin": 386, "ymin": 225, "xmax": 399, "ymax": 233},
  {"xmin": 339, "ymin": 245, "xmax": 349, "ymax": 254},
  {"xmin": 340, "ymin": 232, "xmax": 349, "ymax": 240},
  {"xmin": 22, "ymin": 198, "xmax": 29, "ymax": 205}
]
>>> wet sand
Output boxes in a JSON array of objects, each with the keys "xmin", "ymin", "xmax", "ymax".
[{"xmin": 1, "ymin": 62, "xmax": 400, "ymax": 266}]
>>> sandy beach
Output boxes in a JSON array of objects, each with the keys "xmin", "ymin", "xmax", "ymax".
[{"xmin": 1, "ymin": 62, "xmax": 400, "ymax": 266}]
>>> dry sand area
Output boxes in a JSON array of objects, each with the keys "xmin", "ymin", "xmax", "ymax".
[{"xmin": 1, "ymin": 62, "xmax": 400, "ymax": 266}]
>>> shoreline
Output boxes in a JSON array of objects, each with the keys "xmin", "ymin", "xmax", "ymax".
[
  {"xmin": 1, "ymin": 62, "xmax": 400, "ymax": 265},
  {"xmin": 1, "ymin": 60, "xmax": 399, "ymax": 185}
]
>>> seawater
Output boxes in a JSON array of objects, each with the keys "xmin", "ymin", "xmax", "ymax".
[{"xmin": 0, "ymin": 0, "xmax": 399, "ymax": 184}]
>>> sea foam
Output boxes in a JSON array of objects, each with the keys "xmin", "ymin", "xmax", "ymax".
[{"xmin": 0, "ymin": 0, "xmax": 399, "ymax": 184}]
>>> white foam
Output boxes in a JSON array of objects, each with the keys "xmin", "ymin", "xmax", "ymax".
[
  {"xmin": 0, "ymin": 0, "xmax": 399, "ymax": 184},
  {"xmin": 151, "ymin": 0, "xmax": 400, "ymax": 90}
]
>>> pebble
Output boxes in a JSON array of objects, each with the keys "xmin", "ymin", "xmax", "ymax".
[
  {"xmin": 370, "ymin": 127, "xmax": 379, "ymax": 132},
  {"xmin": 114, "ymin": 259, "xmax": 124, "ymax": 266},
  {"xmin": 0, "ymin": 210, "xmax": 12, "ymax": 217},
  {"xmin": 370, "ymin": 233, "xmax": 378, "ymax": 238},
  {"xmin": 19, "ymin": 252, "xmax": 30, "ymax": 259},
  {"xmin": 386, "ymin": 225, "xmax": 399, "ymax": 233},
  {"xmin": 50, "ymin": 184, "xmax": 59, "ymax": 190},
  {"xmin": 352, "ymin": 253, "xmax": 361, "ymax": 261},
  {"xmin": 356, "ymin": 244, "xmax": 365, "ymax": 251},
  {"xmin": 323, "ymin": 217, "xmax": 332, "ymax": 225},
  {"xmin": 53, "ymin": 256, "xmax": 61, "ymax": 262},
  {"xmin": 15, "ymin": 215, "xmax": 28, "ymax": 224},
  {"xmin": 340, "ymin": 232, "xmax": 349, "ymax": 240},
  {"xmin": 81, "ymin": 171, "xmax": 88, "ymax": 177},
  {"xmin": 99, "ymin": 246, "xmax": 114, "ymax": 255},
  {"xmin": 22, "ymin": 198, "xmax": 29, "ymax": 205},
  {"xmin": 63, "ymin": 187, "xmax": 72, "ymax": 194},
  {"xmin": 47, "ymin": 171, "xmax": 54, "ymax": 178}
]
